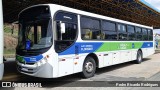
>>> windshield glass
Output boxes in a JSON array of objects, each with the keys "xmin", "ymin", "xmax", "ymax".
[{"xmin": 17, "ymin": 6, "xmax": 52, "ymax": 50}]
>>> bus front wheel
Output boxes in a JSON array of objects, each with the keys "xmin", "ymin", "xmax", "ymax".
[
  {"xmin": 135, "ymin": 50, "xmax": 142, "ymax": 64},
  {"xmin": 81, "ymin": 57, "xmax": 96, "ymax": 78}
]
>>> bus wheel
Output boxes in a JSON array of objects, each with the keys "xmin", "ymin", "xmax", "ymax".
[
  {"xmin": 135, "ymin": 50, "xmax": 142, "ymax": 64},
  {"xmin": 81, "ymin": 57, "xmax": 96, "ymax": 78}
]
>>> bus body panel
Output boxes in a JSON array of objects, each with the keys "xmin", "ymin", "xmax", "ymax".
[
  {"xmin": 58, "ymin": 41, "xmax": 154, "ymax": 68},
  {"xmin": 58, "ymin": 55, "xmax": 74, "ymax": 77},
  {"xmin": 17, "ymin": 45, "xmax": 57, "ymax": 78}
]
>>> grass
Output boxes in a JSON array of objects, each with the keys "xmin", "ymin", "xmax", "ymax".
[
  {"xmin": 4, "ymin": 50, "xmax": 15, "ymax": 55},
  {"xmin": 4, "ymin": 25, "xmax": 18, "ymax": 37},
  {"xmin": 4, "ymin": 49, "xmax": 16, "ymax": 58}
]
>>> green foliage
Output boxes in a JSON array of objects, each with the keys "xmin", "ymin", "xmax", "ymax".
[
  {"xmin": 4, "ymin": 24, "xmax": 18, "ymax": 34},
  {"xmin": 4, "ymin": 49, "xmax": 15, "ymax": 54},
  {"xmin": 4, "ymin": 25, "xmax": 12, "ymax": 33}
]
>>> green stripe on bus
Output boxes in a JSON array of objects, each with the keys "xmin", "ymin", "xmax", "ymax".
[
  {"xmin": 96, "ymin": 42, "xmax": 143, "ymax": 52},
  {"xmin": 16, "ymin": 55, "xmax": 25, "ymax": 63}
]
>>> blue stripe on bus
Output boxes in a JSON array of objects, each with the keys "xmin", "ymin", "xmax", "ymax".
[
  {"xmin": 23, "ymin": 55, "xmax": 43, "ymax": 63},
  {"xmin": 141, "ymin": 42, "xmax": 153, "ymax": 48},
  {"xmin": 58, "ymin": 42, "xmax": 103, "ymax": 55}
]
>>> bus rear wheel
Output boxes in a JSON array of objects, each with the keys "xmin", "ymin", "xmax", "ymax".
[
  {"xmin": 135, "ymin": 50, "xmax": 142, "ymax": 64},
  {"xmin": 81, "ymin": 57, "xmax": 96, "ymax": 78}
]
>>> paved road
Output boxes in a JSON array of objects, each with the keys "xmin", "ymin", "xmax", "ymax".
[{"xmin": 1, "ymin": 53, "xmax": 160, "ymax": 90}]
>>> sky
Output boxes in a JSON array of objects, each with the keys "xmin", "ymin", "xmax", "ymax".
[
  {"xmin": 140, "ymin": 0, "xmax": 160, "ymax": 12},
  {"xmin": 140, "ymin": 0, "xmax": 160, "ymax": 34}
]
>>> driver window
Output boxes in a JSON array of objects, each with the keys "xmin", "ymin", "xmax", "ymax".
[
  {"xmin": 56, "ymin": 21, "xmax": 77, "ymax": 41},
  {"xmin": 62, "ymin": 23, "xmax": 77, "ymax": 40},
  {"xmin": 54, "ymin": 11, "xmax": 78, "ymax": 53}
]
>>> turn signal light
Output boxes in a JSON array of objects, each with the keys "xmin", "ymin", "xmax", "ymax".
[{"xmin": 46, "ymin": 55, "xmax": 49, "ymax": 58}]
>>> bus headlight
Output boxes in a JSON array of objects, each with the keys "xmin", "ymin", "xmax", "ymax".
[
  {"xmin": 35, "ymin": 55, "xmax": 49, "ymax": 67},
  {"xmin": 36, "ymin": 61, "xmax": 41, "ymax": 67}
]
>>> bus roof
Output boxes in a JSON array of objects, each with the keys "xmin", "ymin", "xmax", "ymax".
[{"xmin": 20, "ymin": 4, "xmax": 153, "ymax": 29}]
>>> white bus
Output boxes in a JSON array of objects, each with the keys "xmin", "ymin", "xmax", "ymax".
[
  {"xmin": 0, "ymin": 0, "xmax": 4, "ymax": 80},
  {"xmin": 16, "ymin": 4, "xmax": 154, "ymax": 78}
]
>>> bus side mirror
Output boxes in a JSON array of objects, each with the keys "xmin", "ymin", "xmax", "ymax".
[{"xmin": 60, "ymin": 22, "xmax": 65, "ymax": 34}]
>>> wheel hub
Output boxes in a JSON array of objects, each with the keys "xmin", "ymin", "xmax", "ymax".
[{"xmin": 85, "ymin": 62, "xmax": 93, "ymax": 73}]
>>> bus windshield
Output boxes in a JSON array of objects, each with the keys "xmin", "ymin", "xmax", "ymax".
[
  {"xmin": 18, "ymin": 18, "xmax": 52, "ymax": 50},
  {"xmin": 17, "ymin": 6, "xmax": 52, "ymax": 50}
]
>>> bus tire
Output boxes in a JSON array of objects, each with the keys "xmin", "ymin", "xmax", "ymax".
[
  {"xmin": 81, "ymin": 57, "xmax": 96, "ymax": 78},
  {"xmin": 135, "ymin": 50, "xmax": 142, "ymax": 64}
]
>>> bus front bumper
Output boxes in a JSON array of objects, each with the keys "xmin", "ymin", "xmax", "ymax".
[
  {"xmin": 17, "ymin": 62, "xmax": 53, "ymax": 78},
  {"xmin": 0, "ymin": 63, "xmax": 4, "ymax": 80}
]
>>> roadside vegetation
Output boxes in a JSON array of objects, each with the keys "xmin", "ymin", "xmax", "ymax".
[{"xmin": 4, "ymin": 23, "xmax": 18, "ymax": 58}]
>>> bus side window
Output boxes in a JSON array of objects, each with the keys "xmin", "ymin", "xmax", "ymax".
[
  {"xmin": 83, "ymin": 29, "xmax": 92, "ymax": 39},
  {"xmin": 118, "ymin": 24, "xmax": 127, "ymax": 40},
  {"xmin": 142, "ymin": 28, "xmax": 148, "ymax": 40},
  {"xmin": 80, "ymin": 16, "xmax": 100, "ymax": 40},
  {"xmin": 101, "ymin": 21, "xmax": 117, "ymax": 40},
  {"xmin": 148, "ymin": 29, "xmax": 153, "ymax": 41},
  {"xmin": 135, "ymin": 27, "xmax": 142, "ymax": 41},
  {"xmin": 101, "ymin": 32, "xmax": 105, "ymax": 39},
  {"xmin": 127, "ymin": 25, "xmax": 136, "ymax": 40}
]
